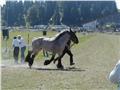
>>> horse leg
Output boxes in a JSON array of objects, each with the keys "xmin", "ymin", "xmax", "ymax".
[
  {"xmin": 53, "ymin": 57, "xmax": 59, "ymax": 64},
  {"xmin": 53, "ymin": 46, "xmax": 68, "ymax": 64},
  {"xmin": 56, "ymin": 48, "xmax": 68, "ymax": 69},
  {"xmin": 28, "ymin": 51, "xmax": 39, "ymax": 68},
  {"xmin": 66, "ymin": 49, "xmax": 75, "ymax": 65},
  {"xmin": 28, "ymin": 54, "xmax": 35, "ymax": 69},
  {"xmin": 25, "ymin": 50, "xmax": 35, "ymax": 69},
  {"xmin": 25, "ymin": 50, "xmax": 33, "ymax": 62},
  {"xmin": 44, "ymin": 54, "xmax": 55, "ymax": 65},
  {"xmin": 57, "ymin": 57, "xmax": 64, "ymax": 69}
]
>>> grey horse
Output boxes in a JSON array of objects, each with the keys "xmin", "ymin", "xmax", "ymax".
[{"xmin": 25, "ymin": 28, "xmax": 79, "ymax": 69}]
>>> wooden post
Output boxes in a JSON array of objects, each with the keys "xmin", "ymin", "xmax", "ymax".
[{"xmin": 28, "ymin": 33, "xmax": 29, "ymax": 50}]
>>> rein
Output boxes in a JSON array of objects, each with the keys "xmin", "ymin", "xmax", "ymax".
[{"xmin": 70, "ymin": 43, "xmax": 75, "ymax": 48}]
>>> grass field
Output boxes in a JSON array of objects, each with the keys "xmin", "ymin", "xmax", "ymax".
[{"xmin": 1, "ymin": 31, "xmax": 120, "ymax": 90}]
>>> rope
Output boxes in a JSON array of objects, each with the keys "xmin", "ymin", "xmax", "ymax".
[{"xmin": 70, "ymin": 43, "xmax": 75, "ymax": 48}]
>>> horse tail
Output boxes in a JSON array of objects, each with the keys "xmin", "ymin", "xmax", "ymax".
[{"xmin": 25, "ymin": 50, "xmax": 32, "ymax": 62}]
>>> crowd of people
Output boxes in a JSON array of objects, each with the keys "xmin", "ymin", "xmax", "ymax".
[{"xmin": 12, "ymin": 35, "xmax": 26, "ymax": 64}]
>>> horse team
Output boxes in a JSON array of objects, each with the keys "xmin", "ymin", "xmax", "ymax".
[{"xmin": 25, "ymin": 28, "xmax": 79, "ymax": 69}]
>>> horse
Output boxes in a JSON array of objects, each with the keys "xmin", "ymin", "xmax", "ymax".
[
  {"xmin": 44, "ymin": 40, "xmax": 75, "ymax": 66},
  {"xmin": 25, "ymin": 28, "xmax": 79, "ymax": 69},
  {"xmin": 44, "ymin": 31, "xmax": 78, "ymax": 66}
]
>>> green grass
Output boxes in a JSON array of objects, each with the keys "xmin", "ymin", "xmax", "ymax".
[
  {"xmin": 2, "ymin": 31, "xmax": 120, "ymax": 90},
  {"xmin": 80, "ymin": 34, "xmax": 94, "ymax": 43}
]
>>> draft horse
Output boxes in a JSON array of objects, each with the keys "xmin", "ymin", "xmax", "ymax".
[
  {"xmin": 25, "ymin": 28, "xmax": 79, "ymax": 69},
  {"xmin": 44, "ymin": 40, "xmax": 74, "ymax": 66}
]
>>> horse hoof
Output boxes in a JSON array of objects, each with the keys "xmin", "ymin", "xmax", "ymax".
[
  {"xmin": 44, "ymin": 60, "xmax": 50, "ymax": 65},
  {"xmin": 29, "ymin": 66, "xmax": 32, "ymax": 69},
  {"xmin": 29, "ymin": 63, "xmax": 32, "ymax": 69},
  {"xmin": 58, "ymin": 66, "xmax": 64, "ymax": 69},
  {"xmin": 57, "ymin": 64, "xmax": 64, "ymax": 69},
  {"xmin": 70, "ymin": 62, "xmax": 75, "ymax": 66}
]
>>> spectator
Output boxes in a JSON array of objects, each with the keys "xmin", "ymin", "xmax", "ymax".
[
  {"xmin": 18, "ymin": 35, "xmax": 26, "ymax": 64},
  {"xmin": 12, "ymin": 36, "xmax": 19, "ymax": 64}
]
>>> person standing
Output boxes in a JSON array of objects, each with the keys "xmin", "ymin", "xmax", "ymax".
[
  {"xmin": 18, "ymin": 35, "xmax": 26, "ymax": 64},
  {"xmin": 12, "ymin": 36, "xmax": 19, "ymax": 64}
]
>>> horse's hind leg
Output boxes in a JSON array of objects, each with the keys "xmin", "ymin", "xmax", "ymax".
[
  {"xmin": 29, "ymin": 54, "xmax": 36, "ymax": 66},
  {"xmin": 25, "ymin": 50, "xmax": 32, "ymax": 62},
  {"xmin": 54, "ymin": 46, "xmax": 68, "ymax": 64},
  {"xmin": 44, "ymin": 54, "xmax": 55, "ymax": 65}
]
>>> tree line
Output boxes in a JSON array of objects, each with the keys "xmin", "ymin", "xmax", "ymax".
[{"xmin": 1, "ymin": 1, "xmax": 118, "ymax": 27}]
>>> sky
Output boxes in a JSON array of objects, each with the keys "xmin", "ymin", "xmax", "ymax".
[
  {"xmin": 115, "ymin": 0, "xmax": 120, "ymax": 9},
  {"xmin": 0, "ymin": 0, "xmax": 120, "ymax": 9}
]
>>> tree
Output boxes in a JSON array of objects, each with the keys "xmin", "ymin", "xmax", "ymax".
[{"xmin": 1, "ymin": 1, "xmax": 118, "ymax": 27}]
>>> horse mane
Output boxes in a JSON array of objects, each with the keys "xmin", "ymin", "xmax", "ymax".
[
  {"xmin": 54, "ymin": 30, "xmax": 70, "ymax": 40},
  {"xmin": 32, "ymin": 30, "xmax": 70, "ymax": 42}
]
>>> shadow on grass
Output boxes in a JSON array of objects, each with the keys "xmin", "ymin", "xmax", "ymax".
[
  {"xmin": 33, "ymin": 67, "xmax": 86, "ymax": 72},
  {"xmin": 1, "ymin": 64, "xmax": 85, "ymax": 72}
]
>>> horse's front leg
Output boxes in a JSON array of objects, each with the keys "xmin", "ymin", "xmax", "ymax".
[
  {"xmin": 66, "ymin": 49, "xmax": 75, "ymax": 65},
  {"xmin": 44, "ymin": 54, "xmax": 55, "ymax": 65},
  {"xmin": 57, "ymin": 48, "xmax": 68, "ymax": 69},
  {"xmin": 57, "ymin": 57, "xmax": 64, "ymax": 69}
]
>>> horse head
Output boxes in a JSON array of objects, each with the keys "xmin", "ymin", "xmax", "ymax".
[{"xmin": 69, "ymin": 28, "xmax": 79, "ymax": 44}]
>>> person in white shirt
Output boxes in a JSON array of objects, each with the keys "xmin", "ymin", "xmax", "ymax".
[
  {"xmin": 18, "ymin": 35, "xmax": 26, "ymax": 64},
  {"xmin": 109, "ymin": 60, "xmax": 120, "ymax": 90},
  {"xmin": 12, "ymin": 36, "xmax": 19, "ymax": 64}
]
